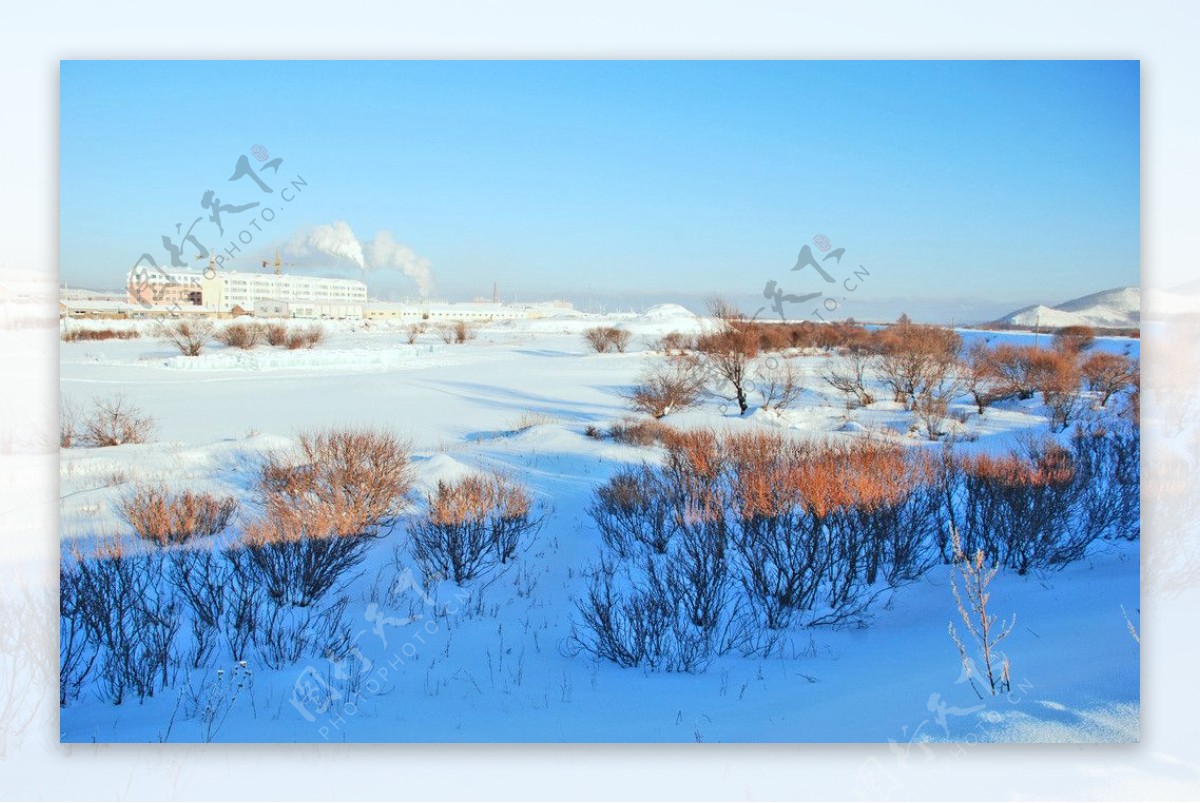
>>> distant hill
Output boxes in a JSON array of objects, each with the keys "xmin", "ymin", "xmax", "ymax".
[{"xmin": 993, "ymin": 287, "xmax": 1140, "ymax": 329}]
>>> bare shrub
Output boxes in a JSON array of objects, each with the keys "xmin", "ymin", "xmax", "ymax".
[
  {"xmin": 59, "ymin": 564, "xmax": 96, "ymax": 705},
  {"xmin": 694, "ymin": 326, "xmax": 760, "ymax": 414},
  {"xmin": 962, "ymin": 342, "xmax": 1012, "ymax": 414},
  {"xmin": 757, "ymin": 358, "xmax": 804, "ymax": 411},
  {"xmin": 913, "ymin": 392, "xmax": 950, "ymax": 440},
  {"xmin": 253, "ymin": 592, "xmax": 353, "ymax": 670},
  {"xmin": 1071, "ymin": 424, "xmax": 1140, "ymax": 542},
  {"xmin": 590, "ymin": 465, "xmax": 681, "ymax": 557},
  {"xmin": 724, "ymin": 437, "xmax": 820, "ymax": 630},
  {"xmin": 651, "ymin": 331, "xmax": 695, "ymax": 354},
  {"xmin": 579, "ymin": 431, "xmax": 786, "ymax": 668},
  {"xmin": 726, "ymin": 435, "xmax": 924, "ymax": 629},
  {"xmin": 405, "ymin": 323, "xmax": 422, "ymax": 345},
  {"xmin": 574, "ymin": 537, "xmax": 741, "ymax": 673},
  {"xmin": 828, "ymin": 448, "xmax": 943, "ymax": 587},
  {"xmin": 61, "ymin": 328, "xmax": 140, "ymax": 342},
  {"xmin": 255, "ymin": 428, "xmax": 414, "ymax": 541},
  {"xmin": 747, "ymin": 321, "xmax": 791, "ymax": 353},
  {"xmin": 80, "ymin": 395, "xmax": 154, "ymax": 447},
  {"xmin": 945, "ymin": 440, "xmax": 1083, "ymax": 574},
  {"xmin": 1052, "ymin": 325, "xmax": 1096, "ymax": 356},
  {"xmin": 217, "ymin": 548, "xmax": 264, "ymax": 661},
  {"xmin": 303, "ymin": 324, "xmax": 326, "ymax": 348},
  {"xmin": 661, "ymin": 427, "xmax": 724, "ymax": 493},
  {"xmin": 706, "ymin": 295, "xmax": 742, "ymax": 324},
  {"xmin": 285, "ymin": 324, "xmax": 325, "ymax": 350},
  {"xmin": 117, "ymin": 484, "xmax": 238, "ymax": 546},
  {"xmin": 64, "ymin": 541, "xmax": 180, "ymax": 705},
  {"xmin": 167, "ymin": 547, "xmax": 234, "ymax": 668},
  {"xmin": 512, "ymin": 410, "xmax": 561, "ymax": 430},
  {"xmin": 158, "ymin": 319, "xmax": 215, "ymax": 357},
  {"xmin": 1081, "ymin": 352, "xmax": 1138, "ymax": 407},
  {"xmin": 626, "ymin": 356, "xmax": 706, "ymax": 418},
  {"xmin": 608, "ymin": 417, "xmax": 675, "ymax": 447},
  {"xmin": 452, "ymin": 320, "xmax": 476, "ymax": 344},
  {"xmin": 409, "ymin": 473, "xmax": 538, "ymax": 583},
  {"xmin": 983, "ymin": 344, "xmax": 1040, "ymax": 400},
  {"xmin": 874, "ymin": 321, "xmax": 962, "ymax": 409},
  {"xmin": 240, "ymin": 530, "xmax": 373, "ymax": 608},
  {"xmin": 60, "ymin": 398, "xmax": 79, "ymax": 448},
  {"xmin": 1123, "ymin": 368, "xmax": 1140, "ymax": 426},
  {"xmin": 583, "ymin": 326, "xmax": 610, "ymax": 353},
  {"xmin": 1031, "ymin": 349, "xmax": 1083, "ymax": 431},
  {"xmin": 577, "ymin": 430, "xmax": 938, "ymax": 671},
  {"xmin": 264, "ymin": 322, "xmax": 289, "ymax": 346},
  {"xmin": 242, "ymin": 429, "xmax": 413, "ymax": 608},
  {"xmin": 823, "ymin": 349, "xmax": 875, "ymax": 408},
  {"xmin": 948, "ymin": 527, "xmax": 1014, "ymax": 698},
  {"xmin": 583, "ymin": 326, "xmax": 630, "ymax": 354},
  {"xmin": 216, "ymin": 321, "xmax": 266, "ymax": 350},
  {"xmin": 435, "ymin": 323, "xmax": 457, "ymax": 344},
  {"xmin": 609, "ymin": 327, "xmax": 631, "ymax": 353}
]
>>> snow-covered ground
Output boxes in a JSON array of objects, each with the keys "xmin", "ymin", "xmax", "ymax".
[{"xmin": 58, "ymin": 310, "xmax": 1140, "ymax": 743}]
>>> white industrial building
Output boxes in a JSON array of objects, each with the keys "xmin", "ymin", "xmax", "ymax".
[
  {"xmin": 125, "ymin": 268, "xmax": 367, "ymax": 319},
  {"xmin": 362, "ymin": 301, "xmax": 531, "ymax": 322}
]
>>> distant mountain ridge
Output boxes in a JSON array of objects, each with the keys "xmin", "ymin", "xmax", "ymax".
[{"xmin": 994, "ymin": 286, "xmax": 1140, "ymax": 329}]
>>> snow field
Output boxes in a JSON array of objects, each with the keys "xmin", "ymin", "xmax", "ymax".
[{"xmin": 58, "ymin": 312, "xmax": 1140, "ymax": 742}]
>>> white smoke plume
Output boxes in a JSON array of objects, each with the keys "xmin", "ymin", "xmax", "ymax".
[
  {"xmin": 285, "ymin": 221, "xmax": 435, "ymax": 297},
  {"xmin": 300, "ymin": 221, "xmax": 365, "ymax": 271},
  {"xmin": 365, "ymin": 231, "xmax": 435, "ymax": 298}
]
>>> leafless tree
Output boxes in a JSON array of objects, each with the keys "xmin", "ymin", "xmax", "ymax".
[
  {"xmin": 694, "ymin": 327, "xmax": 760, "ymax": 414},
  {"xmin": 625, "ymin": 355, "xmax": 707, "ymax": 418},
  {"xmin": 822, "ymin": 349, "xmax": 875, "ymax": 408},
  {"xmin": 1081, "ymin": 352, "xmax": 1138, "ymax": 407},
  {"xmin": 757, "ymin": 358, "xmax": 804, "ymax": 411}
]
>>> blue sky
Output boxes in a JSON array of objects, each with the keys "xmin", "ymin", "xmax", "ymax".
[{"xmin": 60, "ymin": 60, "xmax": 1139, "ymax": 321}]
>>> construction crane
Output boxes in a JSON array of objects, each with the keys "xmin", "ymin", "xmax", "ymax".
[
  {"xmin": 196, "ymin": 252, "xmax": 225, "ymax": 276},
  {"xmin": 261, "ymin": 248, "xmax": 292, "ymax": 276}
]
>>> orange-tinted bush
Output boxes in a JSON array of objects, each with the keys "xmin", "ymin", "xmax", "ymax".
[
  {"xmin": 409, "ymin": 473, "xmax": 537, "ymax": 582},
  {"xmin": 1081, "ymin": 351, "xmax": 1137, "ymax": 407},
  {"xmin": 251, "ymin": 428, "xmax": 413, "ymax": 542},
  {"xmin": 626, "ymin": 356, "xmax": 707, "ymax": 418},
  {"xmin": 607, "ymin": 417, "xmax": 676, "ymax": 447},
  {"xmin": 118, "ymin": 484, "xmax": 238, "ymax": 546},
  {"xmin": 216, "ymin": 321, "xmax": 266, "ymax": 349},
  {"xmin": 61, "ymin": 328, "xmax": 140, "ymax": 342},
  {"xmin": 951, "ymin": 441, "xmax": 1084, "ymax": 574}
]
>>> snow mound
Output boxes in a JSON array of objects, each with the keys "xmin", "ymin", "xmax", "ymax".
[
  {"xmin": 412, "ymin": 453, "xmax": 478, "ymax": 495},
  {"xmin": 996, "ymin": 287, "xmax": 1140, "ymax": 329},
  {"xmin": 640, "ymin": 303, "xmax": 696, "ymax": 320}
]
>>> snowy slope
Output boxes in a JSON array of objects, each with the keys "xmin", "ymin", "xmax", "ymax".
[{"xmin": 996, "ymin": 287, "xmax": 1140, "ymax": 329}]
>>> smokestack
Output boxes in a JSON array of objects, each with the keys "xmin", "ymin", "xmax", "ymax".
[{"xmin": 493, "ymin": 281, "xmax": 498, "ymax": 304}]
